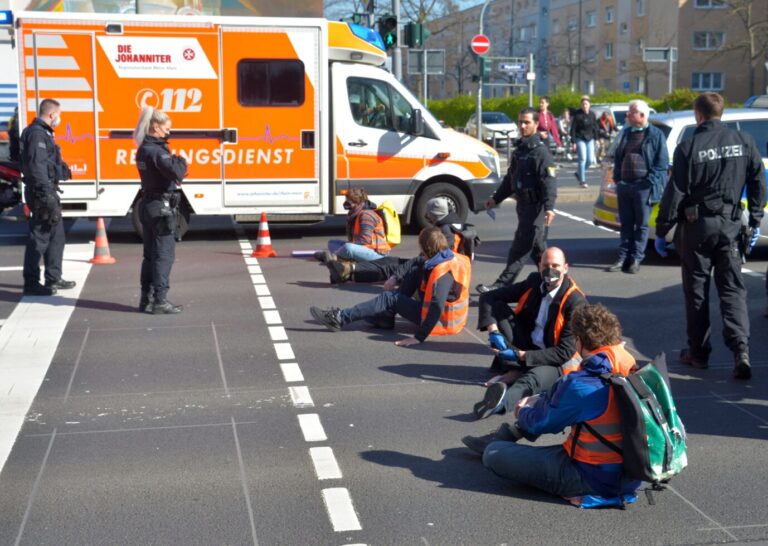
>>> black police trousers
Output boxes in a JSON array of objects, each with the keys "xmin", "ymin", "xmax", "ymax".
[
  {"xmin": 23, "ymin": 213, "xmax": 65, "ymax": 287},
  {"xmin": 352, "ymin": 256, "xmax": 410, "ymax": 283},
  {"xmin": 495, "ymin": 200, "xmax": 547, "ymax": 286},
  {"xmin": 140, "ymin": 197, "xmax": 176, "ymax": 302},
  {"xmin": 679, "ymin": 215, "xmax": 749, "ymax": 358}
]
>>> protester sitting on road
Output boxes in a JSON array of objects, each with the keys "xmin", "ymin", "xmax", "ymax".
[
  {"xmin": 467, "ymin": 304, "xmax": 641, "ymax": 503},
  {"xmin": 470, "ymin": 247, "xmax": 587, "ymax": 420},
  {"xmin": 325, "ymin": 197, "xmax": 468, "ymax": 285},
  {"xmin": 315, "ymin": 187, "xmax": 390, "ymax": 263},
  {"xmin": 310, "ymin": 227, "xmax": 471, "ymax": 346}
]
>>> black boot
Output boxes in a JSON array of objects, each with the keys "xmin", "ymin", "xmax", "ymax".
[
  {"xmin": 139, "ymin": 291, "xmax": 154, "ymax": 313},
  {"xmin": 153, "ymin": 300, "xmax": 183, "ymax": 314}
]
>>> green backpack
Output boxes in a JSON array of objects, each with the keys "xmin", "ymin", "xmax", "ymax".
[{"xmin": 585, "ymin": 353, "xmax": 688, "ymax": 484}]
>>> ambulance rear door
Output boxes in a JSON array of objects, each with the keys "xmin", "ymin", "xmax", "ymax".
[
  {"xmin": 20, "ymin": 29, "xmax": 99, "ymax": 200},
  {"xmin": 219, "ymin": 25, "xmax": 321, "ymax": 209}
]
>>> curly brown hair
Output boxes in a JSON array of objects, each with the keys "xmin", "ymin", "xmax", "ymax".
[
  {"xmin": 346, "ymin": 187, "xmax": 369, "ymax": 205},
  {"xmin": 570, "ymin": 303, "xmax": 622, "ymax": 351},
  {"xmin": 418, "ymin": 226, "xmax": 449, "ymax": 258}
]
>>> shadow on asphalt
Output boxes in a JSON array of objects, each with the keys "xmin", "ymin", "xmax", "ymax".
[
  {"xmin": 379, "ymin": 363, "xmax": 485, "ymax": 386},
  {"xmin": 360, "ymin": 448, "xmax": 565, "ymax": 505}
]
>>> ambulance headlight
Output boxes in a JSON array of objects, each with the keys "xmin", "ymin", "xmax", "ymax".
[{"xmin": 478, "ymin": 151, "xmax": 500, "ymax": 178}]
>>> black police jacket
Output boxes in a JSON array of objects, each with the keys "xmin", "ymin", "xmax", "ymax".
[
  {"xmin": 656, "ymin": 119, "xmax": 766, "ymax": 237},
  {"xmin": 20, "ymin": 118, "xmax": 67, "ymax": 196},
  {"xmin": 492, "ymin": 134, "xmax": 556, "ymax": 211},
  {"xmin": 136, "ymin": 136, "xmax": 187, "ymax": 195}
]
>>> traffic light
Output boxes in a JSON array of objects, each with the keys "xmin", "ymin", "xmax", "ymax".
[
  {"xmin": 479, "ymin": 57, "xmax": 491, "ymax": 80},
  {"xmin": 379, "ymin": 14, "xmax": 397, "ymax": 50},
  {"xmin": 404, "ymin": 22, "xmax": 422, "ymax": 48}
]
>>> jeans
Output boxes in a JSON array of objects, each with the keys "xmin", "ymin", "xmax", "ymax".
[
  {"xmin": 616, "ymin": 181, "xmax": 653, "ymax": 263},
  {"xmin": 340, "ymin": 263, "xmax": 423, "ymax": 326},
  {"xmin": 575, "ymin": 138, "xmax": 595, "ymax": 183},
  {"xmin": 328, "ymin": 240, "xmax": 385, "ymax": 262},
  {"xmin": 483, "ymin": 443, "xmax": 598, "ymax": 498}
]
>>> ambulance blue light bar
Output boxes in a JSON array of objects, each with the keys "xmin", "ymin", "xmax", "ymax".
[
  {"xmin": 348, "ymin": 23, "xmax": 386, "ymax": 52},
  {"xmin": 0, "ymin": 10, "xmax": 13, "ymax": 25}
]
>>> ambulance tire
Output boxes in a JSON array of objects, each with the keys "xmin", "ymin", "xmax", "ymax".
[
  {"xmin": 131, "ymin": 197, "xmax": 191, "ymax": 241},
  {"xmin": 414, "ymin": 183, "xmax": 468, "ymax": 231}
]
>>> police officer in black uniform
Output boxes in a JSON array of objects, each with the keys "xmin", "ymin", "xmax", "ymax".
[
  {"xmin": 21, "ymin": 99, "xmax": 76, "ymax": 296},
  {"xmin": 133, "ymin": 107, "xmax": 187, "ymax": 314},
  {"xmin": 477, "ymin": 107, "xmax": 557, "ymax": 293},
  {"xmin": 655, "ymin": 93, "xmax": 766, "ymax": 380}
]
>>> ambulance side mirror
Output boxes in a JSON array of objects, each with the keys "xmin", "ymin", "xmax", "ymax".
[{"xmin": 410, "ymin": 109, "xmax": 424, "ymax": 136}]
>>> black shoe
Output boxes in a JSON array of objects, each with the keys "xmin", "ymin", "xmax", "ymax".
[
  {"xmin": 23, "ymin": 283, "xmax": 56, "ymax": 296},
  {"xmin": 461, "ymin": 423, "xmax": 521, "ymax": 455},
  {"xmin": 733, "ymin": 352, "xmax": 751, "ymax": 380},
  {"xmin": 476, "ymin": 283, "xmax": 502, "ymax": 294},
  {"xmin": 310, "ymin": 306, "xmax": 343, "ymax": 331},
  {"xmin": 45, "ymin": 279, "xmax": 76, "ymax": 289},
  {"xmin": 626, "ymin": 260, "xmax": 640, "ymax": 274},
  {"xmin": 605, "ymin": 259, "xmax": 625, "ymax": 272},
  {"xmin": 473, "ymin": 382, "xmax": 507, "ymax": 420},
  {"xmin": 314, "ymin": 250, "xmax": 336, "ymax": 264},
  {"xmin": 327, "ymin": 260, "xmax": 353, "ymax": 284},
  {"xmin": 680, "ymin": 348, "xmax": 709, "ymax": 369},
  {"xmin": 138, "ymin": 292, "xmax": 153, "ymax": 313},
  {"xmin": 152, "ymin": 300, "xmax": 183, "ymax": 314}
]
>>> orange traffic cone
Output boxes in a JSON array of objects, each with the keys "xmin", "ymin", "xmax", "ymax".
[
  {"xmin": 252, "ymin": 212, "xmax": 277, "ymax": 257},
  {"xmin": 89, "ymin": 217, "xmax": 116, "ymax": 264}
]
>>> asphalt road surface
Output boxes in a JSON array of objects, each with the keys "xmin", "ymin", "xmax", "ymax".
[{"xmin": 0, "ymin": 183, "xmax": 766, "ymax": 545}]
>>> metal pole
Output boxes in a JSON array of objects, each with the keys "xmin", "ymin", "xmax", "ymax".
[
  {"xmin": 423, "ymin": 49, "xmax": 428, "ymax": 103},
  {"xmin": 476, "ymin": 0, "xmax": 492, "ymax": 141},
  {"xmin": 393, "ymin": 0, "xmax": 402, "ymax": 80},
  {"xmin": 667, "ymin": 51, "xmax": 672, "ymax": 94},
  {"xmin": 577, "ymin": 0, "xmax": 582, "ymax": 93},
  {"xmin": 527, "ymin": 52, "xmax": 534, "ymax": 107}
]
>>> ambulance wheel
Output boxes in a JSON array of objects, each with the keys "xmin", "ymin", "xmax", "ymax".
[
  {"xmin": 414, "ymin": 183, "xmax": 468, "ymax": 231},
  {"xmin": 130, "ymin": 198, "xmax": 191, "ymax": 241}
]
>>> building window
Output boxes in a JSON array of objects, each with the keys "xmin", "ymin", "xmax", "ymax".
[
  {"xmin": 635, "ymin": 77, "xmax": 645, "ymax": 93},
  {"xmin": 587, "ymin": 11, "xmax": 597, "ymax": 27},
  {"xmin": 605, "ymin": 6, "xmax": 614, "ymax": 23},
  {"xmin": 620, "ymin": 22, "xmax": 628, "ymax": 35},
  {"xmin": 552, "ymin": 19, "xmax": 560, "ymax": 33},
  {"xmin": 568, "ymin": 17, "xmax": 577, "ymax": 31},
  {"xmin": 520, "ymin": 27, "xmax": 527, "ymax": 40},
  {"xmin": 691, "ymin": 72, "xmax": 724, "ymax": 90},
  {"xmin": 604, "ymin": 42, "xmax": 613, "ymax": 59},
  {"xmin": 586, "ymin": 80, "xmax": 595, "ymax": 95},
  {"xmin": 619, "ymin": 60, "xmax": 627, "ymax": 72},
  {"xmin": 531, "ymin": 25, "xmax": 537, "ymax": 39},
  {"xmin": 637, "ymin": 38, "xmax": 645, "ymax": 55},
  {"xmin": 636, "ymin": 0, "xmax": 645, "ymax": 16},
  {"xmin": 693, "ymin": 31, "xmax": 725, "ymax": 50},
  {"xmin": 694, "ymin": 0, "xmax": 725, "ymax": 8},
  {"xmin": 238, "ymin": 59, "xmax": 305, "ymax": 107},
  {"xmin": 585, "ymin": 46, "xmax": 596, "ymax": 63}
]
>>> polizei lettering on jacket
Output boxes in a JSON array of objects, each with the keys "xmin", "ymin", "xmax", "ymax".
[
  {"xmin": 115, "ymin": 44, "xmax": 171, "ymax": 64},
  {"xmin": 696, "ymin": 144, "xmax": 744, "ymax": 163},
  {"xmin": 116, "ymin": 147, "xmax": 294, "ymax": 166}
]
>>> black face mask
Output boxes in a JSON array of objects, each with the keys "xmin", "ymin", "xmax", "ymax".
[
  {"xmin": 343, "ymin": 201, "xmax": 352, "ymax": 211},
  {"xmin": 541, "ymin": 266, "xmax": 561, "ymax": 285}
]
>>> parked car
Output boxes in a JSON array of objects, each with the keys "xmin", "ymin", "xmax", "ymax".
[
  {"xmin": 464, "ymin": 112, "xmax": 519, "ymax": 148},
  {"xmin": 590, "ymin": 103, "xmax": 657, "ymax": 131},
  {"xmin": 593, "ymin": 108, "xmax": 768, "ymax": 243},
  {"xmin": 745, "ymin": 95, "xmax": 768, "ymax": 108}
]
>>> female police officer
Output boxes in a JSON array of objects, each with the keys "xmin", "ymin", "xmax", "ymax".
[{"xmin": 133, "ymin": 107, "xmax": 187, "ymax": 314}]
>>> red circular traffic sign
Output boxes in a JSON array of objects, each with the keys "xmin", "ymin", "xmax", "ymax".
[{"xmin": 470, "ymin": 34, "xmax": 491, "ymax": 55}]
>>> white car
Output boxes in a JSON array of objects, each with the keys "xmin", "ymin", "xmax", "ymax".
[
  {"xmin": 591, "ymin": 103, "xmax": 657, "ymax": 131},
  {"xmin": 464, "ymin": 112, "xmax": 519, "ymax": 148}
]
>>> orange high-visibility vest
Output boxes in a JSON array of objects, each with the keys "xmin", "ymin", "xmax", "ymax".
[
  {"xmin": 451, "ymin": 231, "xmax": 464, "ymax": 254},
  {"xmin": 420, "ymin": 253, "xmax": 471, "ymax": 336},
  {"xmin": 513, "ymin": 278, "xmax": 584, "ymax": 345},
  {"xmin": 353, "ymin": 210, "xmax": 390, "ymax": 254},
  {"xmin": 560, "ymin": 345, "xmax": 636, "ymax": 465}
]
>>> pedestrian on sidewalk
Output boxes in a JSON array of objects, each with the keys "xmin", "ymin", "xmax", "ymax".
[
  {"xmin": 134, "ymin": 107, "xmax": 187, "ymax": 315},
  {"xmin": 570, "ymin": 96, "xmax": 597, "ymax": 188}
]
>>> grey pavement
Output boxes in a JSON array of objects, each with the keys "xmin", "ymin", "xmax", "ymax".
[{"xmin": 0, "ymin": 181, "xmax": 766, "ymax": 545}]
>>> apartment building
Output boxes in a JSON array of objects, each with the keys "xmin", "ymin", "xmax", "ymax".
[{"xmin": 424, "ymin": 0, "xmax": 766, "ymax": 101}]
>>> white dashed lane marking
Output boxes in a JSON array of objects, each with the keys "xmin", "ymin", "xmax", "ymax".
[
  {"xmin": 263, "ymin": 310, "xmax": 281, "ymax": 324},
  {"xmin": 309, "ymin": 447, "xmax": 342, "ymax": 480},
  {"xmin": 289, "ymin": 386, "xmax": 314, "ymax": 408},
  {"xmin": 268, "ymin": 326, "xmax": 288, "ymax": 341},
  {"xmin": 273, "ymin": 342, "xmax": 295, "ymax": 360},
  {"xmin": 322, "ymin": 488, "xmax": 362, "ymax": 532},
  {"xmin": 297, "ymin": 413, "xmax": 327, "ymax": 442},
  {"xmin": 280, "ymin": 363, "xmax": 304, "ymax": 383}
]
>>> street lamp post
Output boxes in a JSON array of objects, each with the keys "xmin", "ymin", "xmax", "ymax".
[
  {"xmin": 476, "ymin": 0, "xmax": 492, "ymax": 141},
  {"xmin": 577, "ymin": 0, "xmax": 582, "ymax": 93}
]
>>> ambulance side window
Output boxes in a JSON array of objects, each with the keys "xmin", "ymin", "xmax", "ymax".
[
  {"xmin": 238, "ymin": 60, "xmax": 305, "ymax": 107},
  {"xmin": 347, "ymin": 78, "xmax": 393, "ymax": 131},
  {"xmin": 390, "ymin": 88, "xmax": 413, "ymax": 133}
]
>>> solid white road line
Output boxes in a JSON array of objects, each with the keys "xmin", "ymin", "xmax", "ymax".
[
  {"xmin": 309, "ymin": 446, "xmax": 342, "ymax": 480},
  {"xmin": 280, "ymin": 363, "xmax": 304, "ymax": 383},
  {"xmin": 289, "ymin": 386, "xmax": 314, "ymax": 408},
  {"xmin": 0, "ymin": 266, "xmax": 23, "ymax": 272},
  {"xmin": 297, "ymin": 413, "xmax": 327, "ymax": 442},
  {"xmin": 321, "ymin": 488, "xmax": 362, "ymax": 532},
  {"xmin": 273, "ymin": 342, "xmax": 295, "ymax": 360},
  {"xmin": 0, "ymin": 238, "xmax": 92, "ymax": 475},
  {"xmin": 268, "ymin": 326, "xmax": 288, "ymax": 341},
  {"xmin": 263, "ymin": 310, "xmax": 282, "ymax": 325}
]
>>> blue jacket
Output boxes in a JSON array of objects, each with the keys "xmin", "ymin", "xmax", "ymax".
[
  {"xmin": 518, "ymin": 352, "xmax": 640, "ymax": 497},
  {"xmin": 612, "ymin": 124, "xmax": 669, "ymax": 204}
]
